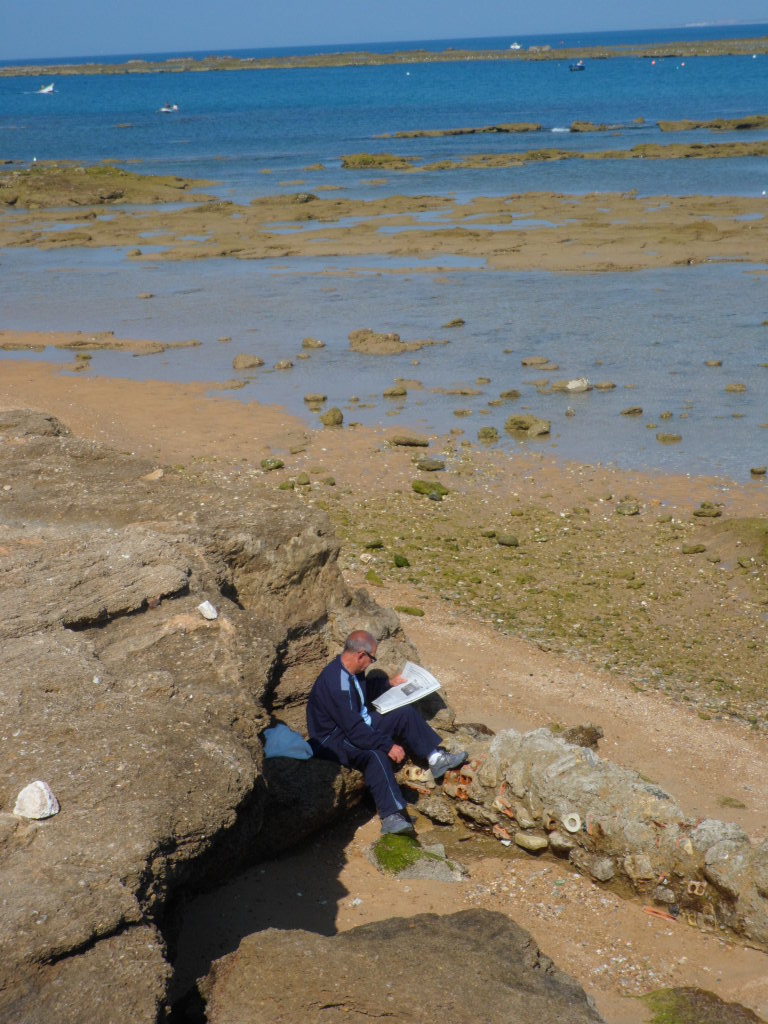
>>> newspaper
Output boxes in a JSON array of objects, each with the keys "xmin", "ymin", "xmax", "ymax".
[{"xmin": 371, "ymin": 661, "xmax": 441, "ymax": 714}]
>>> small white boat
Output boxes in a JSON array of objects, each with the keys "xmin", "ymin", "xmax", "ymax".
[
  {"xmin": 158, "ymin": 102, "xmax": 179, "ymax": 113},
  {"xmin": 509, "ymin": 42, "xmax": 522, "ymax": 50},
  {"xmin": 37, "ymin": 83, "xmax": 54, "ymax": 94}
]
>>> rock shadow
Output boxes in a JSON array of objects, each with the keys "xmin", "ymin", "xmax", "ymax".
[{"xmin": 168, "ymin": 804, "xmax": 369, "ymax": 1015}]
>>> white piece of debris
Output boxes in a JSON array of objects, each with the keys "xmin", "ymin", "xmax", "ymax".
[
  {"xmin": 561, "ymin": 812, "xmax": 582, "ymax": 834},
  {"xmin": 197, "ymin": 600, "xmax": 218, "ymax": 620},
  {"xmin": 566, "ymin": 378, "xmax": 591, "ymax": 392},
  {"xmin": 14, "ymin": 780, "xmax": 60, "ymax": 819}
]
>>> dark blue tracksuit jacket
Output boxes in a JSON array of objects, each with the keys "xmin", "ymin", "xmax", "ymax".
[{"xmin": 306, "ymin": 654, "xmax": 440, "ymax": 818}]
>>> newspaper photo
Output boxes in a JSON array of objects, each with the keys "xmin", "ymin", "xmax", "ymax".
[{"xmin": 371, "ymin": 661, "xmax": 442, "ymax": 714}]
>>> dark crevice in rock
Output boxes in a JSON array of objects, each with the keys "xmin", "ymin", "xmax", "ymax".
[
  {"xmin": 218, "ymin": 579, "xmax": 244, "ymax": 610},
  {"xmin": 168, "ymin": 985, "xmax": 205, "ymax": 1024},
  {"xmin": 63, "ymin": 582, "xmax": 191, "ymax": 631},
  {"xmin": 163, "ymin": 802, "xmax": 369, "ymax": 1019},
  {"xmin": 44, "ymin": 920, "xmax": 154, "ymax": 969}
]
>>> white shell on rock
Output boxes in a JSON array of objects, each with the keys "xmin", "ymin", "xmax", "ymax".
[
  {"xmin": 561, "ymin": 812, "xmax": 582, "ymax": 834},
  {"xmin": 197, "ymin": 600, "xmax": 218, "ymax": 620},
  {"xmin": 13, "ymin": 780, "xmax": 60, "ymax": 819},
  {"xmin": 566, "ymin": 377, "xmax": 591, "ymax": 392}
]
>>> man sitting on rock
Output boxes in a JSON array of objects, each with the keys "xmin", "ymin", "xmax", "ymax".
[{"xmin": 307, "ymin": 630, "xmax": 466, "ymax": 836}]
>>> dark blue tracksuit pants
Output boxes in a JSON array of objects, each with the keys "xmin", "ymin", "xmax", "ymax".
[{"xmin": 334, "ymin": 706, "xmax": 440, "ymax": 818}]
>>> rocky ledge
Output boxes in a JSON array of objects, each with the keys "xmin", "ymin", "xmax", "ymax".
[
  {"xmin": 202, "ymin": 909, "xmax": 603, "ymax": 1023},
  {"xmin": 0, "ymin": 409, "xmax": 418, "ymax": 1022}
]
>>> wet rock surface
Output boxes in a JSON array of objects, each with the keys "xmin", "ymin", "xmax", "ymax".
[{"xmin": 202, "ymin": 909, "xmax": 604, "ymax": 1023}]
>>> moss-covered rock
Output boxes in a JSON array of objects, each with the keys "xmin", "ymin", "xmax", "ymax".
[
  {"xmin": 412, "ymin": 480, "xmax": 449, "ymax": 499},
  {"xmin": 497, "ymin": 534, "xmax": 519, "ymax": 548},
  {"xmin": 233, "ymin": 354, "xmax": 264, "ymax": 371},
  {"xmin": 394, "ymin": 605, "xmax": 424, "ymax": 616},
  {"xmin": 641, "ymin": 986, "xmax": 763, "ymax": 1023},
  {"xmin": 373, "ymin": 834, "xmax": 424, "ymax": 873},
  {"xmin": 320, "ymin": 407, "xmax": 343, "ymax": 427},
  {"xmin": 415, "ymin": 457, "xmax": 445, "ymax": 472},
  {"xmin": 505, "ymin": 414, "xmax": 550, "ymax": 437}
]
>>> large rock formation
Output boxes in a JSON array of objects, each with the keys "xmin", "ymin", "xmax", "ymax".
[
  {"xmin": 0, "ymin": 410, "xmax": 414, "ymax": 1022},
  {"xmin": 418, "ymin": 727, "xmax": 768, "ymax": 947},
  {"xmin": 202, "ymin": 909, "xmax": 604, "ymax": 1023}
]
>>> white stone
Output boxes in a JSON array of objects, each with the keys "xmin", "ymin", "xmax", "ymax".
[
  {"xmin": 562, "ymin": 812, "xmax": 582, "ymax": 834},
  {"xmin": 13, "ymin": 780, "xmax": 60, "ymax": 819},
  {"xmin": 197, "ymin": 600, "xmax": 218, "ymax": 620}
]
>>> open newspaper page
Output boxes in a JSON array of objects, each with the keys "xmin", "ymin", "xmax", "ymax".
[{"xmin": 371, "ymin": 661, "xmax": 441, "ymax": 714}]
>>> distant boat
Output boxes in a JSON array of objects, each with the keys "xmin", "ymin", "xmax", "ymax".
[
  {"xmin": 509, "ymin": 42, "xmax": 521, "ymax": 50},
  {"xmin": 37, "ymin": 83, "xmax": 54, "ymax": 94},
  {"xmin": 158, "ymin": 102, "xmax": 179, "ymax": 113},
  {"xmin": 569, "ymin": 60, "xmax": 585, "ymax": 72}
]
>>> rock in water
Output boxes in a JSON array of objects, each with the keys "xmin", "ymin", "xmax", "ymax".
[{"xmin": 13, "ymin": 781, "xmax": 59, "ymax": 819}]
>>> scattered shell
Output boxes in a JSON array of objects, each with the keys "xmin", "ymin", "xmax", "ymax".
[
  {"xmin": 566, "ymin": 377, "xmax": 591, "ymax": 392},
  {"xmin": 197, "ymin": 600, "xmax": 218, "ymax": 620},
  {"xmin": 14, "ymin": 781, "xmax": 60, "ymax": 819},
  {"xmin": 561, "ymin": 812, "xmax": 582, "ymax": 834}
]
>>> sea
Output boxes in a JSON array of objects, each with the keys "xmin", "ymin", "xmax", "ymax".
[{"xmin": 1, "ymin": 24, "xmax": 767, "ymax": 481}]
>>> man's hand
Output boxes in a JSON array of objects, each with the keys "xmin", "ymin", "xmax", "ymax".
[
  {"xmin": 388, "ymin": 743, "xmax": 406, "ymax": 764},
  {"xmin": 388, "ymin": 673, "xmax": 407, "ymax": 687}
]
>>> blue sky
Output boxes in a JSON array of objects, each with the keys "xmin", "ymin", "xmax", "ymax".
[{"xmin": 1, "ymin": 1, "xmax": 767, "ymax": 61}]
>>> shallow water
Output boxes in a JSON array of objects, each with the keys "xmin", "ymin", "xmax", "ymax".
[
  {"xmin": 3, "ymin": 245, "xmax": 765, "ymax": 481},
  {"xmin": 2, "ymin": 31, "xmax": 767, "ymax": 481}
]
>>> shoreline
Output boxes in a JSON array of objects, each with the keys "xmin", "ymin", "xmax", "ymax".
[{"xmin": 3, "ymin": 36, "xmax": 768, "ymax": 78}]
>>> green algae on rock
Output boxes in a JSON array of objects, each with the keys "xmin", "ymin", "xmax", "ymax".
[
  {"xmin": 393, "ymin": 605, "xmax": 424, "ymax": 616},
  {"xmin": 641, "ymin": 986, "xmax": 764, "ymax": 1024},
  {"xmin": 320, "ymin": 407, "xmax": 344, "ymax": 427},
  {"xmin": 412, "ymin": 480, "xmax": 449, "ymax": 498},
  {"xmin": 505, "ymin": 414, "xmax": 550, "ymax": 438},
  {"xmin": 0, "ymin": 160, "xmax": 211, "ymax": 209}
]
